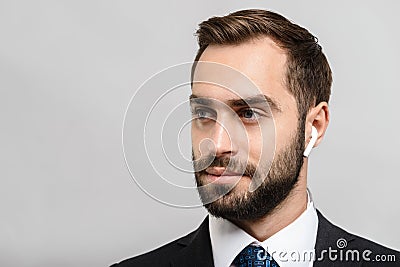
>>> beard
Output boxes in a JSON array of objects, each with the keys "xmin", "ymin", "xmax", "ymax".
[{"xmin": 193, "ymin": 122, "xmax": 305, "ymax": 221}]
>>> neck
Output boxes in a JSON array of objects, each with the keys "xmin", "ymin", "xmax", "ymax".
[{"xmin": 231, "ymin": 160, "xmax": 309, "ymax": 242}]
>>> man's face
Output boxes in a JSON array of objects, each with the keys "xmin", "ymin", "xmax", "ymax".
[{"xmin": 191, "ymin": 37, "xmax": 305, "ymax": 220}]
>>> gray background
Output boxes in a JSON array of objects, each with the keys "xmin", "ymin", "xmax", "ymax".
[{"xmin": 0, "ymin": 1, "xmax": 399, "ymax": 266}]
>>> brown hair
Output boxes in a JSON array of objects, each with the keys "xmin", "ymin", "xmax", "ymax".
[{"xmin": 193, "ymin": 9, "xmax": 332, "ymax": 119}]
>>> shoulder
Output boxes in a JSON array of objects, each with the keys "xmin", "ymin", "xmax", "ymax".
[
  {"xmin": 110, "ymin": 230, "xmax": 197, "ymax": 267},
  {"xmin": 110, "ymin": 217, "xmax": 212, "ymax": 267},
  {"xmin": 315, "ymin": 210, "xmax": 400, "ymax": 266}
]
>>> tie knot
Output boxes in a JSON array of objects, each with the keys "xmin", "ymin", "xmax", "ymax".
[{"xmin": 231, "ymin": 244, "xmax": 279, "ymax": 267}]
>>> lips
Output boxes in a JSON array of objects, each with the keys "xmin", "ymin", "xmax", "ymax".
[
  {"xmin": 205, "ymin": 167, "xmax": 242, "ymax": 176},
  {"xmin": 204, "ymin": 167, "xmax": 244, "ymax": 184}
]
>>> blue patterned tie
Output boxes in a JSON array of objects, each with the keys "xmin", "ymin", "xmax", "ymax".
[{"xmin": 231, "ymin": 244, "xmax": 279, "ymax": 267}]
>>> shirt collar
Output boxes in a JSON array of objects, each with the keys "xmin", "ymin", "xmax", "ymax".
[{"xmin": 209, "ymin": 189, "xmax": 318, "ymax": 267}]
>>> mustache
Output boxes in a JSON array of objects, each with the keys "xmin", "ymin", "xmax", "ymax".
[{"xmin": 193, "ymin": 154, "xmax": 257, "ymax": 177}]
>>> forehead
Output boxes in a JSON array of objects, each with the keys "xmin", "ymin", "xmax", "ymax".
[{"xmin": 192, "ymin": 37, "xmax": 294, "ymax": 108}]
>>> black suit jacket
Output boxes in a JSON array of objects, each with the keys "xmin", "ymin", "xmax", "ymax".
[{"xmin": 112, "ymin": 210, "xmax": 399, "ymax": 266}]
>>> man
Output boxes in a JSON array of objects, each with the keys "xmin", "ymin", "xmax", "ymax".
[{"xmin": 112, "ymin": 9, "xmax": 399, "ymax": 266}]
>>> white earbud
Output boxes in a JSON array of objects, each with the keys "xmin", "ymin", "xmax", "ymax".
[{"xmin": 303, "ymin": 126, "xmax": 318, "ymax": 157}]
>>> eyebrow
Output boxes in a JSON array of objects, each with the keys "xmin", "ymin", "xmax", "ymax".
[{"xmin": 189, "ymin": 94, "xmax": 282, "ymax": 112}]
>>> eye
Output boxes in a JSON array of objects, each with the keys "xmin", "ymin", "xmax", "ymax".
[
  {"xmin": 197, "ymin": 110, "xmax": 209, "ymax": 119},
  {"xmin": 238, "ymin": 108, "xmax": 262, "ymax": 122},
  {"xmin": 191, "ymin": 107, "xmax": 216, "ymax": 121}
]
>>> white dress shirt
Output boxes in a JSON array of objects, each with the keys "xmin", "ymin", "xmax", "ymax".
[{"xmin": 209, "ymin": 190, "xmax": 318, "ymax": 267}]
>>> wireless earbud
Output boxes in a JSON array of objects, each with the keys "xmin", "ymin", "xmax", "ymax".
[{"xmin": 303, "ymin": 126, "xmax": 318, "ymax": 157}]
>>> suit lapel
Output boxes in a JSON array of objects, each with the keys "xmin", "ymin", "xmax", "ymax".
[
  {"xmin": 170, "ymin": 216, "xmax": 214, "ymax": 267},
  {"xmin": 314, "ymin": 210, "xmax": 358, "ymax": 267}
]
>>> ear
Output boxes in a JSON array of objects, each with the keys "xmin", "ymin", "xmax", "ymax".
[{"xmin": 305, "ymin": 101, "xmax": 330, "ymax": 148}]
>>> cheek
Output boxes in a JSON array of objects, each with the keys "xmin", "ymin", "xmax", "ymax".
[
  {"xmin": 271, "ymin": 89, "xmax": 301, "ymax": 153},
  {"xmin": 191, "ymin": 126, "xmax": 201, "ymax": 154},
  {"xmin": 191, "ymin": 126, "xmax": 212, "ymax": 157},
  {"xmin": 245, "ymin": 123, "xmax": 275, "ymax": 163},
  {"xmin": 274, "ymin": 115, "xmax": 299, "ymax": 153}
]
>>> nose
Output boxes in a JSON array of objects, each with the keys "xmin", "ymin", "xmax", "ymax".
[{"xmin": 211, "ymin": 119, "xmax": 238, "ymax": 158}]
